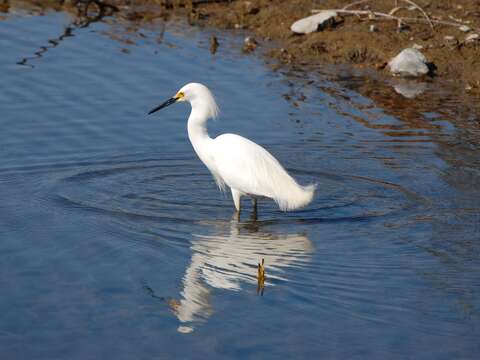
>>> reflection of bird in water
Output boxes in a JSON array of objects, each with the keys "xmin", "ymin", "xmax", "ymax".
[
  {"xmin": 148, "ymin": 83, "xmax": 315, "ymax": 213},
  {"xmin": 169, "ymin": 214, "xmax": 313, "ymax": 333}
]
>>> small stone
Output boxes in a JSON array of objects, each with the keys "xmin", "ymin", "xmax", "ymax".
[
  {"xmin": 210, "ymin": 35, "xmax": 219, "ymax": 54},
  {"xmin": 243, "ymin": 1, "xmax": 259, "ymax": 15},
  {"xmin": 290, "ymin": 11, "xmax": 338, "ymax": 34},
  {"xmin": 369, "ymin": 25, "xmax": 377, "ymax": 32},
  {"xmin": 443, "ymin": 35, "xmax": 458, "ymax": 48},
  {"xmin": 388, "ymin": 48, "xmax": 430, "ymax": 77},
  {"xmin": 465, "ymin": 33, "xmax": 479, "ymax": 43},
  {"xmin": 412, "ymin": 43, "xmax": 424, "ymax": 50},
  {"xmin": 243, "ymin": 36, "xmax": 258, "ymax": 52},
  {"xmin": 459, "ymin": 25, "xmax": 471, "ymax": 32}
]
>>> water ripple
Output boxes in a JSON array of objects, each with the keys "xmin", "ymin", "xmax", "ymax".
[{"xmin": 48, "ymin": 152, "xmax": 421, "ymax": 227}]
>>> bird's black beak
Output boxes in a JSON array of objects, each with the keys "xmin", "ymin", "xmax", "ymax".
[{"xmin": 147, "ymin": 97, "xmax": 178, "ymax": 115}]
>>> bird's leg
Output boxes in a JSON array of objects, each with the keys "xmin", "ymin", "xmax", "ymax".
[{"xmin": 231, "ymin": 188, "xmax": 241, "ymax": 213}]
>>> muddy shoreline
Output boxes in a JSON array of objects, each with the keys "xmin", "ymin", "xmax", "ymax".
[
  {"xmin": 195, "ymin": 0, "xmax": 480, "ymax": 93},
  {"xmin": 4, "ymin": 0, "xmax": 480, "ymax": 96}
]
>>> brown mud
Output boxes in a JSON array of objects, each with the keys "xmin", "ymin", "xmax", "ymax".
[
  {"xmin": 4, "ymin": 1, "xmax": 480, "ymax": 90},
  {"xmin": 195, "ymin": 0, "xmax": 480, "ymax": 92}
]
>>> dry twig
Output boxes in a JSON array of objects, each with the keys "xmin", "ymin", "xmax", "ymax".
[
  {"xmin": 337, "ymin": 0, "xmax": 434, "ymax": 30},
  {"xmin": 311, "ymin": 8, "xmax": 475, "ymax": 30},
  {"xmin": 401, "ymin": 0, "xmax": 434, "ymax": 29}
]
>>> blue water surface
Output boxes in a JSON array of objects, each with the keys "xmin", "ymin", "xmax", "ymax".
[{"xmin": 1, "ymin": 7, "xmax": 479, "ymax": 360}]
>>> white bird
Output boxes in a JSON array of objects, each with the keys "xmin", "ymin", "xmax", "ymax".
[{"xmin": 148, "ymin": 83, "xmax": 315, "ymax": 212}]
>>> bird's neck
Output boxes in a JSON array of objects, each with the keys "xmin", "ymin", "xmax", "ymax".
[{"xmin": 187, "ymin": 106, "xmax": 213, "ymax": 161}]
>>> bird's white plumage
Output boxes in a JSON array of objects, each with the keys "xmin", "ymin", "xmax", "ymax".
[
  {"xmin": 211, "ymin": 133, "xmax": 315, "ymax": 210},
  {"xmin": 158, "ymin": 82, "xmax": 315, "ymax": 212}
]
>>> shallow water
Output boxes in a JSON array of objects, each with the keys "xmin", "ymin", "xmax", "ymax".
[{"xmin": 1, "ymin": 8, "xmax": 479, "ymax": 360}]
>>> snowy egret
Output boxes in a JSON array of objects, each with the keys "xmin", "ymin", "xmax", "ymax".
[{"xmin": 148, "ymin": 83, "xmax": 315, "ymax": 212}]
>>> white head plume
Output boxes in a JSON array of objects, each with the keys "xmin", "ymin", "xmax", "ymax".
[{"xmin": 178, "ymin": 82, "xmax": 219, "ymax": 120}]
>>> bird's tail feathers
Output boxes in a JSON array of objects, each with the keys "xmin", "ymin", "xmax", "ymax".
[{"xmin": 275, "ymin": 182, "xmax": 316, "ymax": 211}]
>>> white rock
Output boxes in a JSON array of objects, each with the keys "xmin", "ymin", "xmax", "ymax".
[
  {"xmin": 369, "ymin": 25, "xmax": 377, "ymax": 32},
  {"xmin": 412, "ymin": 43, "xmax": 424, "ymax": 50},
  {"xmin": 291, "ymin": 11, "xmax": 337, "ymax": 34},
  {"xmin": 444, "ymin": 35, "xmax": 456, "ymax": 41},
  {"xmin": 459, "ymin": 25, "xmax": 471, "ymax": 32},
  {"xmin": 465, "ymin": 33, "xmax": 479, "ymax": 43},
  {"xmin": 388, "ymin": 48, "xmax": 429, "ymax": 77}
]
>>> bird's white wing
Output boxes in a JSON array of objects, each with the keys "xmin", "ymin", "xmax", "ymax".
[
  {"xmin": 212, "ymin": 134, "xmax": 284, "ymax": 197},
  {"xmin": 212, "ymin": 133, "xmax": 315, "ymax": 210}
]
